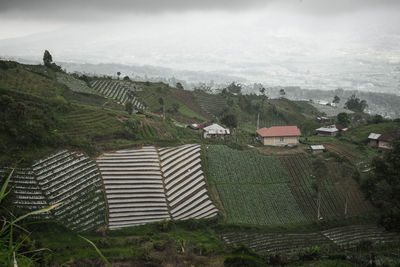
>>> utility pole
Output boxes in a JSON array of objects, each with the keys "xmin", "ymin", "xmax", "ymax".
[{"xmin": 257, "ymin": 113, "xmax": 260, "ymax": 130}]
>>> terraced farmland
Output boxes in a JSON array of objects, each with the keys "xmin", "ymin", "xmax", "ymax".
[
  {"xmin": 97, "ymin": 144, "xmax": 218, "ymax": 230},
  {"xmin": 206, "ymin": 146, "xmax": 373, "ymax": 226},
  {"xmin": 206, "ymin": 145, "xmax": 306, "ymax": 225},
  {"xmin": 222, "ymin": 224, "xmax": 400, "ymax": 254},
  {"xmin": 159, "ymin": 144, "xmax": 218, "ymax": 220},
  {"xmin": 56, "ymin": 72, "xmax": 97, "ymax": 94},
  {"xmin": 194, "ymin": 91, "xmax": 227, "ymax": 117},
  {"xmin": 59, "ymin": 107, "xmax": 124, "ymax": 137},
  {"xmin": 280, "ymin": 155, "xmax": 373, "ymax": 220},
  {"xmin": 1, "ymin": 150, "xmax": 107, "ymax": 232},
  {"xmin": 90, "ymin": 79, "xmax": 145, "ymax": 109}
]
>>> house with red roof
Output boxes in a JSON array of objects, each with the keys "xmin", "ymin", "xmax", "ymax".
[{"xmin": 256, "ymin": 126, "xmax": 301, "ymax": 146}]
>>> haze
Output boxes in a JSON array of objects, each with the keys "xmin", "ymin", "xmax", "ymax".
[{"xmin": 0, "ymin": 0, "xmax": 399, "ymax": 93}]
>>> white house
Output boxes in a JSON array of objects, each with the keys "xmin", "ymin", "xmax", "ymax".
[{"xmin": 203, "ymin": 124, "xmax": 230, "ymax": 139}]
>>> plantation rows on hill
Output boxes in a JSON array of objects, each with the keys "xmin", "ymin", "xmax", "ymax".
[
  {"xmin": 206, "ymin": 145, "xmax": 306, "ymax": 225},
  {"xmin": 206, "ymin": 146, "xmax": 373, "ymax": 226},
  {"xmin": 59, "ymin": 106, "xmax": 124, "ymax": 138},
  {"xmin": 281, "ymin": 155, "xmax": 372, "ymax": 220},
  {"xmin": 97, "ymin": 144, "xmax": 218, "ymax": 230},
  {"xmin": 222, "ymin": 224, "xmax": 400, "ymax": 254},
  {"xmin": 91, "ymin": 79, "xmax": 145, "ymax": 109},
  {"xmin": 1, "ymin": 150, "xmax": 107, "ymax": 232},
  {"xmin": 193, "ymin": 91, "xmax": 227, "ymax": 117},
  {"xmin": 56, "ymin": 72, "xmax": 97, "ymax": 94}
]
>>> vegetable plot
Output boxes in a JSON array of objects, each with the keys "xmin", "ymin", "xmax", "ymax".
[
  {"xmin": 56, "ymin": 72, "xmax": 97, "ymax": 94},
  {"xmin": 222, "ymin": 224, "xmax": 400, "ymax": 254},
  {"xmin": 206, "ymin": 145, "xmax": 306, "ymax": 226},
  {"xmin": 1, "ymin": 150, "xmax": 107, "ymax": 232},
  {"xmin": 91, "ymin": 79, "xmax": 145, "ymax": 109}
]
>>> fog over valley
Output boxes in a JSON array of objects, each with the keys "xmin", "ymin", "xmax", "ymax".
[{"xmin": 1, "ymin": 0, "xmax": 399, "ymax": 95}]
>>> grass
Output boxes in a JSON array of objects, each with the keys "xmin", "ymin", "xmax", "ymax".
[{"xmin": 30, "ymin": 219, "xmax": 226, "ymax": 265}]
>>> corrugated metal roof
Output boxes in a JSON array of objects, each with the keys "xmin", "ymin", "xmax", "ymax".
[
  {"xmin": 368, "ymin": 133, "xmax": 381, "ymax": 140},
  {"xmin": 310, "ymin": 145, "xmax": 325, "ymax": 150},
  {"xmin": 256, "ymin": 126, "xmax": 301, "ymax": 137},
  {"xmin": 316, "ymin": 125, "xmax": 339, "ymax": 133}
]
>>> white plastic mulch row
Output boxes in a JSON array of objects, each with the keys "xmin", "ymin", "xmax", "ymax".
[
  {"xmin": 158, "ymin": 144, "xmax": 218, "ymax": 221},
  {"xmin": 97, "ymin": 146, "xmax": 170, "ymax": 229},
  {"xmin": 6, "ymin": 150, "xmax": 107, "ymax": 232},
  {"xmin": 97, "ymin": 144, "xmax": 218, "ymax": 230}
]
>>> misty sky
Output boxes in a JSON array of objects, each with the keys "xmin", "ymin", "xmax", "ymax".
[{"xmin": 0, "ymin": 0, "xmax": 399, "ymax": 92}]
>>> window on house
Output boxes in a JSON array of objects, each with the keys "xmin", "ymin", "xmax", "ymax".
[{"xmin": 280, "ymin": 137, "xmax": 284, "ymax": 142}]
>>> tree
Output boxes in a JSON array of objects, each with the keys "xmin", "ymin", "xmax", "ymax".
[
  {"xmin": 333, "ymin": 95, "xmax": 340, "ymax": 104},
  {"xmin": 259, "ymin": 87, "xmax": 268, "ymax": 109},
  {"xmin": 117, "ymin": 72, "xmax": 121, "ymax": 79},
  {"xmin": 125, "ymin": 102, "xmax": 133, "ymax": 114},
  {"xmin": 227, "ymin": 82, "xmax": 242, "ymax": 95},
  {"xmin": 311, "ymin": 158, "xmax": 327, "ymax": 220},
  {"xmin": 345, "ymin": 95, "xmax": 367, "ymax": 112},
  {"xmin": 123, "ymin": 76, "xmax": 130, "ymax": 81},
  {"xmin": 221, "ymin": 114, "xmax": 237, "ymax": 128},
  {"xmin": 43, "ymin": 50, "xmax": 53, "ymax": 67},
  {"xmin": 176, "ymin": 82, "xmax": 184, "ymax": 90},
  {"xmin": 362, "ymin": 139, "xmax": 400, "ymax": 230},
  {"xmin": 279, "ymin": 89, "xmax": 286, "ymax": 98},
  {"xmin": 337, "ymin": 112, "xmax": 350, "ymax": 127}
]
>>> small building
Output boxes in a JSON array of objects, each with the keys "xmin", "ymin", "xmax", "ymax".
[
  {"xmin": 309, "ymin": 145, "xmax": 325, "ymax": 154},
  {"xmin": 203, "ymin": 123, "xmax": 230, "ymax": 139},
  {"xmin": 377, "ymin": 130, "xmax": 400, "ymax": 149},
  {"xmin": 316, "ymin": 125, "xmax": 339, "ymax": 136},
  {"xmin": 256, "ymin": 126, "xmax": 301, "ymax": 146},
  {"xmin": 368, "ymin": 133, "xmax": 381, "ymax": 147}
]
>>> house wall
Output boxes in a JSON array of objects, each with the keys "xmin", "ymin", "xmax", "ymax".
[
  {"xmin": 378, "ymin": 140, "xmax": 391, "ymax": 149},
  {"xmin": 317, "ymin": 131, "xmax": 337, "ymax": 137},
  {"xmin": 203, "ymin": 132, "xmax": 228, "ymax": 139},
  {"xmin": 262, "ymin": 136, "xmax": 299, "ymax": 146},
  {"xmin": 369, "ymin": 139, "xmax": 378, "ymax": 147}
]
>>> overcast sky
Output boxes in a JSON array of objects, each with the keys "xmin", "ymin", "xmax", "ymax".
[{"xmin": 0, "ymin": 0, "xmax": 399, "ymax": 92}]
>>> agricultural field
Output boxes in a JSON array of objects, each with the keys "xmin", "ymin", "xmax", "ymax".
[
  {"xmin": 1, "ymin": 150, "xmax": 107, "ymax": 232},
  {"xmin": 222, "ymin": 224, "xmax": 400, "ymax": 255},
  {"xmin": 56, "ymin": 72, "xmax": 98, "ymax": 94},
  {"xmin": 169, "ymin": 88, "xmax": 212, "ymax": 120},
  {"xmin": 90, "ymin": 79, "xmax": 145, "ymax": 109},
  {"xmin": 193, "ymin": 91, "xmax": 227, "ymax": 117},
  {"xmin": 97, "ymin": 144, "xmax": 218, "ymax": 230},
  {"xmin": 280, "ymin": 155, "xmax": 373, "ymax": 221},
  {"xmin": 206, "ymin": 145, "xmax": 373, "ymax": 226},
  {"xmin": 58, "ymin": 106, "xmax": 125, "ymax": 138},
  {"xmin": 206, "ymin": 145, "xmax": 306, "ymax": 225}
]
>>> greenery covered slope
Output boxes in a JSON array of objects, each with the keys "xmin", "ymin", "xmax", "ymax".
[{"xmin": 0, "ymin": 61, "xmax": 199, "ymax": 165}]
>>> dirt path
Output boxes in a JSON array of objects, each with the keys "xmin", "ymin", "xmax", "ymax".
[{"xmin": 323, "ymin": 143, "xmax": 356, "ymax": 159}]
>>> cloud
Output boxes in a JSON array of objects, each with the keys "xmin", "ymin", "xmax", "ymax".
[{"xmin": 1, "ymin": 0, "xmax": 399, "ymax": 21}]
